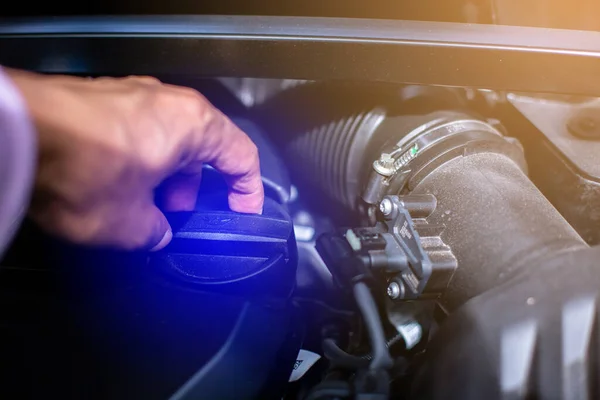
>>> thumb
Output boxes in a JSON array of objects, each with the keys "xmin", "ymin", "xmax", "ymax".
[
  {"xmin": 114, "ymin": 202, "xmax": 172, "ymax": 251},
  {"xmin": 149, "ymin": 213, "xmax": 173, "ymax": 251},
  {"xmin": 147, "ymin": 206, "xmax": 172, "ymax": 251}
]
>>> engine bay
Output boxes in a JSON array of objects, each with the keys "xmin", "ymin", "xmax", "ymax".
[{"xmin": 2, "ymin": 16, "xmax": 600, "ymax": 400}]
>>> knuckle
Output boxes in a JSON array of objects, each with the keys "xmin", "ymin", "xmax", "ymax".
[
  {"xmin": 91, "ymin": 76, "xmax": 115, "ymax": 85},
  {"xmin": 126, "ymin": 75, "xmax": 161, "ymax": 85},
  {"xmin": 180, "ymin": 86, "xmax": 206, "ymax": 101},
  {"xmin": 139, "ymin": 145, "xmax": 171, "ymax": 174},
  {"xmin": 154, "ymin": 90, "xmax": 199, "ymax": 120},
  {"xmin": 191, "ymin": 94, "xmax": 216, "ymax": 127},
  {"xmin": 185, "ymin": 95, "xmax": 204, "ymax": 116},
  {"xmin": 222, "ymin": 138, "xmax": 260, "ymax": 178},
  {"xmin": 159, "ymin": 86, "xmax": 208, "ymax": 113},
  {"xmin": 140, "ymin": 75, "xmax": 161, "ymax": 84},
  {"xmin": 205, "ymin": 110, "xmax": 222, "ymax": 135}
]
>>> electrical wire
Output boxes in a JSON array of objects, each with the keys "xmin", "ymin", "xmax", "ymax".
[
  {"xmin": 322, "ymin": 338, "xmax": 370, "ymax": 369},
  {"xmin": 312, "ymin": 284, "xmax": 393, "ymax": 399},
  {"xmin": 352, "ymin": 282, "xmax": 393, "ymax": 370}
]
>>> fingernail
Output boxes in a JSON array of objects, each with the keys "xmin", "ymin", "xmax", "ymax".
[{"xmin": 150, "ymin": 229, "xmax": 172, "ymax": 252}]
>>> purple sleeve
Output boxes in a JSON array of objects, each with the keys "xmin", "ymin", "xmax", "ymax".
[{"xmin": 0, "ymin": 68, "xmax": 36, "ymax": 258}]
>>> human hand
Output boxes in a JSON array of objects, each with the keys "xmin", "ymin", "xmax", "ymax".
[{"xmin": 7, "ymin": 70, "xmax": 263, "ymax": 251}]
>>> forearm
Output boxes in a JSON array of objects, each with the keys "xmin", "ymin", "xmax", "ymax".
[{"xmin": 0, "ymin": 67, "xmax": 37, "ymax": 258}]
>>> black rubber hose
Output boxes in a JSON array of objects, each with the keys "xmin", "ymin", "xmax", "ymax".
[
  {"xmin": 322, "ymin": 338, "xmax": 370, "ymax": 369},
  {"xmin": 323, "ymin": 334, "xmax": 406, "ymax": 367},
  {"xmin": 353, "ymin": 282, "xmax": 393, "ymax": 370},
  {"xmin": 410, "ymin": 152, "xmax": 587, "ymax": 309}
]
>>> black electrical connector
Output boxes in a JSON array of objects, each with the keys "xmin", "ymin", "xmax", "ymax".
[
  {"xmin": 316, "ymin": 195, "xmax": 457, "ymax": 301},
  {"xmin": 314, "ymin": 195, "xmax": 458, "ymax": 400},
  {"xmin": 315, "ymin": 232, "xmax": 376, "ymax": 290},
  {"xmin": 315, "ymin": 237, "xmax": 393, "ymax": 399}
]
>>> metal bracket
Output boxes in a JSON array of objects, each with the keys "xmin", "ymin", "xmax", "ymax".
[
  {"xmin": 377, "ymin": 196, "xmax": 433, "ymax": 298},
  {"xmin": 316, "ymin": 194, "xmax": 457, "ymax": 301}
]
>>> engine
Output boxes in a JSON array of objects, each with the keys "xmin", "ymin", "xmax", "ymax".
[
  {"xmin": 3, "ymin": 69, "xmax": 600, "ymax": 399},
  {"xmin": 235, "ymin": 81, "xmax": 594, "ymax": 399}
]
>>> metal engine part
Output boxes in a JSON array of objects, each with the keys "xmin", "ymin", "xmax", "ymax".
[
  {"xmin": 317, "ymin": 193, "xmax": 457, "ymax": 301},
  {"xmin": 285, "ymin": 106, "xmax": 587, "ymax": 308}
]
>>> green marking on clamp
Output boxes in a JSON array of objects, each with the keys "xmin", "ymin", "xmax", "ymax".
[{"xmin": 410, "ymin": 144, "xmax": 419, "ymax": 156}]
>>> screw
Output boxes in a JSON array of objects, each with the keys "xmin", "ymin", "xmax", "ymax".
[
  {"xmin": 387, "ymin": 281, "xmax": 401, "ymax": 299},
  {"xmin": 372, "ymin": 154, "xmax": 396, "ymax": 176},
  {"xmin": 380, "ymin": 198, "xmax": 393, "ymax": 216},
  {"xmin": 568, "ymin": 111, "xmax": 600, "ymax": 140}
]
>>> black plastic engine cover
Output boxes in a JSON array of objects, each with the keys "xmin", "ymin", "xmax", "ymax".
[{"xmin": 410, "ymin": 245, "xmax": 600, "ymax": 400}]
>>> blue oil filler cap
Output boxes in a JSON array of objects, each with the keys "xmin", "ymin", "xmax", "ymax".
[{"xmin": 151, "ymin": 192, "xmax": 297, "ymax": 298}]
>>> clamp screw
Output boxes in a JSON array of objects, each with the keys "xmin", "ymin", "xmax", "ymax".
[
  {"xmin": 373, "ymin": 153, "xmax": 396, "ymax": 177},
  {"xmin": 387, "ymin": 281, "xmax": 402, "ymax": 299},
  {"xmin": 380, "ymin": 198, "xmax": 393, "ymax": 216}
]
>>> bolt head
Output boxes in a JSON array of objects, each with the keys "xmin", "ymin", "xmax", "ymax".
[
  {"xmin": 379, "ymin": 153, "xmax": 395, "ymax": 168},
  {"xmin": 380, "ymin": 198, "xmax": 393, "ymax": 216},
  {"xmin": 387, "ymin": 281, "xmax": 401, "ymax": 299},
  {"xmin": 568, "ymin": 110, "xmax": 600, "ymax": 140}
]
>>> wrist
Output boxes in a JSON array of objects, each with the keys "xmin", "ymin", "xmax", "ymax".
[
  {"xmin": 0, "ymin": 67, "xmax": 38, "ymax": 256},
  {"xmin": 5, "ymin": 68, "xmax": 63, "ymax": 123}
]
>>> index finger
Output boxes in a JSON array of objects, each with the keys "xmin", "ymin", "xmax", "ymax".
[{"xmin": 194, "ymin": 107, "xmax": 264, "ymax": 214}]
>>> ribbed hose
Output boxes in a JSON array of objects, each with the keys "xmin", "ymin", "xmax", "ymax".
[{"xmin": 284, "ymin": 108, "xmax": 386, "ymax": 209}]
